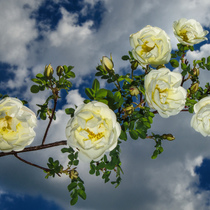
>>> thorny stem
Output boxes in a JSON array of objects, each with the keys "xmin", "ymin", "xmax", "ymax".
[
  {"xmin": 113, "ymin": 74, "xmax": 121, "ymax": 92},
  {"xmin": 181, "ymin": 74, "xmax": 191, "ymax": 86},
  {"xmin": 0, "ymin": 140, "xmax": 67, "ymax": 157},
  {"xmin": 42, "ymin": 91, "xmax": 58, "ymax": 145},
  {"xmin": 14, "ymin": 153, "xmax": 50, "ymax": 172}
]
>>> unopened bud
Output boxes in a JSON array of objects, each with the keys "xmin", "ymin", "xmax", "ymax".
[
  {"xmin": 190, "ymin": 83, "xmax": 199, "ymax": 94},
  {"xmin": 101, "ymin": 55, "xmax": 114, "ymax": 72},
  {"xmin": 156, "ymin": 64, "xmax": 165, "ymax": 69},
  {"xmin": 56, "ymin": 65, "xmax": 64, "ymax": 76},
  {"xmin": 44, "ymin": 64, "xmax": 54, "ymax": 79},
  {"xmin": 124, "ymin": 105, "xmax": 134, "ymax": 115},
  {"xmin": 162, "ymin": 134, "xmax": 175, "ymax": 141},
  {"xmin": 129, "ymin": 86, "xmax": 140, "ymax": 96},
  {"xmin": 131, "ymin": 61, "xmax": 138, "ymax": 70},
  {"xmin": 193, "ymin": 67, "xmax": 200, "ymax": 77},
  {"xmin": 69, "ymin": 169, "xmax": 79, "ymax": 180}
]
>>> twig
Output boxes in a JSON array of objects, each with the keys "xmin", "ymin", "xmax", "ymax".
[
  {"xmin": 0, "ymin": 140, "xmax": 67, "ymax": 157},
  {"xmin": 42, "ymin": 96, "xmax": 58, "ymax": 145},
  {"xmin": 14, "ymin": 153, "xmax": 50, "ymax": 172}
]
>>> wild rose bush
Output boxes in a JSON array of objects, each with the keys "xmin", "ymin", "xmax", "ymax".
[{"xmin": 0, "ymin": 18, "xmax": 210, "ymax": 206}]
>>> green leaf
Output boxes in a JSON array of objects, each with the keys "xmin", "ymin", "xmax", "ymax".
[
  {"xmin": 70, "ymin": 196, "xmax": 78, "ymax": 206},
  {"xmin": 96, "ymin": 170, "xmax": 100, "ymax": 176},
  {"xmin": 159, "ymin": 146, "xmax": 164, "ymax": 153},
  {"xmin": 96, "ymin": 89, "xmax": 107, "ymax": 98},
  {"xmin": 68, "ymin": 66, "xmax": 74, "ymax": 71},
  {"xmin": 78, "ymin": 189, "xmax": 86, "ymax": 200},
  {"xmin": 65, "ymin": 108, "xmax": 75, "ymax": 116},
  {"xmin": 78, "ymin": 183, "xmax": 85, "ymax": 191},
  {"xmin": 39, "ymin": 85, "xmax": 45, "ymax": 91},
  {"xmin": 170, "ymin": 59, "xmax": 179, "ymax": 68},
  {"xmin": 129, "ymin": 130, "xmax": 139, "ymax": 140},
  {"xmin": 49, "ymin": 157, "xmax": 53, "ymax": 164},
  {"xmin": 114, "ymin": 91, "xmax": 121, "ymax": 102},
  {"xmin": 40, "ymin": 111, "xmax": 47, "ymax": 120},
  {"xmin": 121, "ymin": 55, "xmax": 130, "ymax": 61},
  {"xmin": 92, "ymin": 79, "xmax": 100, "ymax": 92},
  {"xmin": 31, "ymin": 78, "xmax": 43, "ymax": 85},
  {"xmin": 73, "ymin": 160, "xmax": 79, "ymax": 166},
  {"xmin": 89, "ymin": 169, "xmax": 95, "ymax": 175},
  {"xmin": 63, "ymin": 65, "xmax": 68, "ymax": 73},
  {"xmin": 68, "ymin": 182, "xmax": 77, "ymax": 192},
  {"xmin": 122, "ymin": 121, "xmax": 129, "ymax": 131},
  {"xmin": 68, "ymin": 71, "xmax": 75, "ymax": 78},
  {"xmin": 207, "ymin": 56, "xmax": 210, "ymax": 64},
  {"xmin": 30, "ymin": 85, "xmax": 39, "ymax": 93},
  {"xmin": 189, "ymin": 46, "xmax": 194, "ymax": 51},
  {"xmin": 136, "ymin": 129, "xmax": 147, "ymax": 139},
  {"xmin": 36, "ymin": 73, "xmax": 44, "ymax": 79},
  {"xmin": 151, "ymin": 150, "xmax": 159, "ymax": 159},
  {"xmin": 181, "ymin": 63, "xmax": 187, "ymax": 70},
  {"xmin": 85, "ymin": 88, "xmax": 95, "ymax": 99},
  {"xmin": 181, "ymin": 70, "xmax": 187, "ymax": 76}
]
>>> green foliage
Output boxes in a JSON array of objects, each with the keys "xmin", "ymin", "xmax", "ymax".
[
  {"xmin": 89, "ymin": 144, "xmax": 123, "ymax": 188},
  {"xmin": 150, "ymin": 134, "xmax": 165, "ymax": 159},
  {"xmin": 65, "ymin": 108, "xmax": 75, "ymax": 117},
  {"xmin": 68, "ymin": 177, "xmax": 86, "ymax": 205},
  {"xmin": 45, "ymin": 157, "xmax": 63, "ymax": 178},
  {"xmin": 61, "ymin": 147, "xmax": 86, "ymax": 205},
  {"xmin": 170, "ymin": 59, "xmax": 179, "ymax": 68}
]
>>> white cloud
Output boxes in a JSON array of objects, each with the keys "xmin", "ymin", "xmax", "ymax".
[
  {"xmin": 64, "ymin": 89, "xmax": 85, "ymax": 109},
  {"xmin": 0, "ymin": 0, "xmax": 42, "ymax": 66}
]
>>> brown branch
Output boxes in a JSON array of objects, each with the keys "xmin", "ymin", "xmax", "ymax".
[
  {"xmin": 14, "ymin": 153, "xmax": 50, "ymax": 172},
  {"xmin": 42, "ymin": 97, "xmax": 58, "ymax": 145},
  {"xmin": 0, "ymin": 140, "xmax": 67, "ymax": 157}
]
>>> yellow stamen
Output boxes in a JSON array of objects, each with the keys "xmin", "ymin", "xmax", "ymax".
[{"xmin": 84, "ymin": 128, "xmax": 104, "ymax": 142}]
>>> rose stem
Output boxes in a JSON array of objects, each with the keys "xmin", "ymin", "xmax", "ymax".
[
  {"xmin": 0, "ymin": 140, "xmax": 67, "ymax": 157},
  {"xmin": 14, "ymin": 153, "xmax": 50, "ymax": 172},
  {"xmin": 41, "ymin": 96, "xmax": 58, "ymax": 145}
]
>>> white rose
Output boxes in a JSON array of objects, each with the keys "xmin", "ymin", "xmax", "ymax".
[
  {"xmin": 65, "ymin": 101, "xmax": 121, "ymax": 161},
  {"xmin": 173, "ymin": 18, "xmax": 209, "ymax": 46},
  {"xmin": 0, "ymin": 97, "xmax": 37, "ymax": 152},
  {"xmin": 129, "ymin": 25, "xmax": 172, "ymax": 67},
  {"xmin": 144, "ymin": 68, "xmax": 187, "ymax": 118},
  {"xmin": 191, "ymin": 96, "xmax": 210, "ymax": 136}
]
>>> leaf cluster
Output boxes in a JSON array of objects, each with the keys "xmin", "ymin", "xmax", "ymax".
[
  {"xmin": 68, "ymin": 177, "xmax": 86, "ymax": 205},
  {"xmin": 150, "ymin": 134, "xmax": 164, "ymax": 159},
  {"xmin": 61, "ymin": 147, "xmax": 86, "ymax": 205},
  {"xmin": 45, "ymin": 157, "xmax": 63, "ymax": 178},
  {"xmin": 89, "ymin": 144, "xmax": 123, "ymax": 188}
]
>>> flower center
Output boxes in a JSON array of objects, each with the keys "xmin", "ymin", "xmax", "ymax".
[
  {"xmin": 155, "ymin": 85, "xmax": 168, "ymax": 104},
  {"xmin": 179, "ymin": 29, "xmax": 195, "ymax": 42},
  {"xmin": 83, "ymin": 128, "xmax": 105, "ymax": 143},
  {"xmin": 0, "ymin": 116, "xmax": 13, "ymax": 132},
  {"xmin": 141, "ymin": 40, "xmax": 155, "ymax": 53},
  {"xmin": 0, "ymin": 115, "xmax": 21, "ymax": 138}
]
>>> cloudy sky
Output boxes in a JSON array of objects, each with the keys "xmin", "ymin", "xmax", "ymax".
[{"xmin": 1, "ymin": 0, "xmax": 210, "ymax": 209}]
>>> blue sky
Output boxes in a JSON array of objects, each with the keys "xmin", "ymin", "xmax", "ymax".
[{"xmin": 1, "ymin": 0, "xmax": 210, "ymax": 209}]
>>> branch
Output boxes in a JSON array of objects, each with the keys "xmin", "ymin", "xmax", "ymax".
[
  {"xmin": 0, "ymin": 140, "xmax": 67, "ymax": 157},
  {"xmin": 14, "ymin": 153, "xmax": 50, "ymax": 172},
  {"xmin": 42, "ymin": 97, "xmax": 58, "ymax": 145}
]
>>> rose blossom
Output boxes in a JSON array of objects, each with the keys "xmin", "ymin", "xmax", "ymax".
[
  {"xmin": 0, "ymin": 97, "xmax": 37, "ymax": 152},
  {"xmin": 191, "ymin": 96, "xmax": 210, "ymax": 136},
  {"xmin": 129, "ymin": 25, "xmax": 171, "ymax": 67},
  {"xmin": 144, "ymin": 68, "xmax": 187, "ymax": 118},
  {"xmin": 65, "ymin": 101, "xmax": 121, "ymax": 161},
  {"xmin": 173, "ymin": 18, "xmax": 209, "ymax": 46}
]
